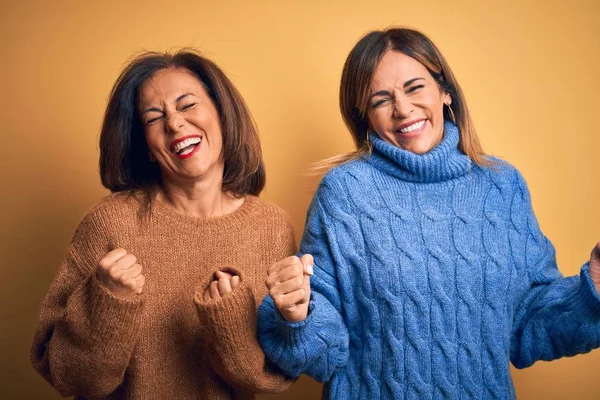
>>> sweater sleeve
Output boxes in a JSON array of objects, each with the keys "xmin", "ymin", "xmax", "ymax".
[
  {"xmin": 30, "ymin": 208, "xmax": 145, "ymax": 398},
  {"xmin": 194, "ymin": 282, "xmax": 295, "ymax": 393},
  {"xmin": 193, "ymin": 215, "xmax": 296, "ymax": 394},
  {"xmin": 258, "ymin": 175, "xmax": 350, "ymax": 382},
  {"xmin": 509, "ymin": 172, "xmax": 600, "ymax": 369}
]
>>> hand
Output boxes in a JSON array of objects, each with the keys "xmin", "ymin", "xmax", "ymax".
[
  {"xmin": 203, "ymin": 271, "xmax": 241, "ymax": 301},
  {"xmin": 96, "ymin": 248, "xmax": 145, "ymax": 300},
  {"xmin": 265, "ymin": 254, "xmax": 314, "ymax": 323},
  {"xmin": 589, "ymin": 241, "xmax": 600, "ymax": 293}
]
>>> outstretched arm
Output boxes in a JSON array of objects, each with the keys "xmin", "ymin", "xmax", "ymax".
[{"xmin": 509, "ymin": 173, "xmax": 600, "ymax": 368}]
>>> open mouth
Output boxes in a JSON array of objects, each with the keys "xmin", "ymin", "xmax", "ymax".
[
  {"xmin": 396, "ymin": 119, "xmax": 426, "ymax": 135},
  {"xmin": 170, "ymin": 135, "xmax": 202, "ymax": 159}
]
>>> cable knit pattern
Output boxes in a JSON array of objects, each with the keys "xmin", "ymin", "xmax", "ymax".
[
  {"xmin": 31, "ymin": 194, "xmax": 296, "ymax": 399},
  {"xmin": 258, "ymin": 121, "xmax": 600, "ymax": 399}
]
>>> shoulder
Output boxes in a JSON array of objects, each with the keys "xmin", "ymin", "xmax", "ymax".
[
  {"xmin": 477, "ymin": 156, "xmax": 529, "ymax": 191},
  {"xmin": 304, "ymin": 160, "xmax": 372, "ymax": 221},
  {"xmin": 74, "ymin": 192, "xmax": 144, "ymax": 237},
  {"xmin": 244, "ymin": 196, "xmax": 293, "ymax": 230},
  {"xmin": 317, "ymin": 158, "xmax": 372, "ymax": 197},
  {"xmin": 86, "ymin": 192, "xmax": 142, "ymax": 220}
]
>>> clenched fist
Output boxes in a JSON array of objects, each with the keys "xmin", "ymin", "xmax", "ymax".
[
  {"xmin": 203, "ymin": 270, "xmax": 241, "ymax": 301},
  {"xmin": 96, "ymin": 248, "xmax": 145, "ymax": 300},
  {"xmin": 266, "ymin": 254, "xmax": 314, "ymax": 323}
]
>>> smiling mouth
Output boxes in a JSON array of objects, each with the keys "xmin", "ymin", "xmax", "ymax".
[
  {"xmin": 170, "ymin": 136, "xmax": 202, "ymax": 159},
  {"xmin": 396, "ymin": 120, "xmax": 426, "ymax": 134}
]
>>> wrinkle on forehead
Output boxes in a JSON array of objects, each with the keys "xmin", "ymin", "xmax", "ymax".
[
  {"xmin": 370, "ymin": 50, "xmax": 431, "ymax": 93},
  {"xmin": 138, "ymin": 67, "xmax": 202, "ymax": 110}
]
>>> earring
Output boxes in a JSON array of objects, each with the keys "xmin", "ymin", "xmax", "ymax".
[
  {"xmin": 148, "ymin": 152, "xmax": 156, "ymax": 162},
  {"xmin": 445, "ymin": 103, "xmax": 456, "ymax": 124}
]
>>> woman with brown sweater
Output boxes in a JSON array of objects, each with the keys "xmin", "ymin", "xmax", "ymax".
[{"xmin": 31, "ymin": 50, "xmax": 295, "ymax": 399}]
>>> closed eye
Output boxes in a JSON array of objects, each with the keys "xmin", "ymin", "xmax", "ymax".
[
  {"xmin": 371, "ymin": 97, "xmax": 392, "ymax": 109},
  {"xmin": 406, "ymin": 84, "xmax": 424, "ymax": 94},
  {"xmin": 179, "ymin": 102, "xmax": 196, "ymax": 111},
  {"xmin": 406, "ymin": 85, "xmax": 425, "ymax": 93},
  {"xmin": 145, "ymin": 115, "xmax": 163, "ymax": 125}
]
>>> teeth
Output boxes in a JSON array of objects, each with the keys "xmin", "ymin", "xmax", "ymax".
[
  {"xmin": 179, "ymin": 146, "xmax": 195, "ymax": 155},
  {"xmin": 172, "ymin": 137, "xmax": 201, "ymax": 153},
  {"xmin": 399, "ymin": 120, "xmax": 425, "ymax": 133}
]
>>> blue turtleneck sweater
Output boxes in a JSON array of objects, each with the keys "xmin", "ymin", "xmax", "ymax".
[{"xmin": 258, "ymin": 122, "xmax": 600, "ymax": 399}]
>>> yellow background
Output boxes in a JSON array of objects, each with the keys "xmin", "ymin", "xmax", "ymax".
[{"xmin": 1, "ymin": 0, "xmax": 599, "ymax": 398}]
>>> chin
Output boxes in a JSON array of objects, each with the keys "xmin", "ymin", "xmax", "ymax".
[{"xmin": 399, "ymin": 142, "xmax": 429, "ymax": 155}]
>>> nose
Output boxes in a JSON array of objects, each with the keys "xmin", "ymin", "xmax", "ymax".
[
  {"xmin": 392, "ymin": 94, "xmax": 413, "ymax": 119},
  {"xmin": 165, "ymin": 112, "xmax": 185, "ymax": 133}
]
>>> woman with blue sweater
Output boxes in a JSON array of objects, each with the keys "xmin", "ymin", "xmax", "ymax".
[{"xmin": 257, "ymin": 27, "xmax": 600, "ymax": 399}]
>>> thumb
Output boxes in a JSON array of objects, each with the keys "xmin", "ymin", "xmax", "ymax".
[
  {"xmin": 300, "ymin": 254, "xmax": 314, "ymax": 276},
  {"xmin": 591, "ymin": 241, "xmax": 600, "ymax": 262},
  {"xmin": 589, "ymin": 242, "xmax": 600, "ymax": 290}
]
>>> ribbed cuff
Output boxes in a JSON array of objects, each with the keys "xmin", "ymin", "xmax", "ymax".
[
  {"xmin": 65, "ymin": 274, "xmax": 145, "ymax": 357},
  {"xmin": 273, "ymin": 299, "xmax": 316, "ymax": 345},
  {"xmin": 578, "ymin": 263, "xmax": 600, "ymax": 320},
  {"xmin": 194, "ymin": 281, "xmax": 256, "ymax": 345}
]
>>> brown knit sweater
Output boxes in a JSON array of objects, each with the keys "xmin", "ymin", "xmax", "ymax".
[{"xmin": 31, "ymin": 193, "xmax": 296, "ymax": 399}]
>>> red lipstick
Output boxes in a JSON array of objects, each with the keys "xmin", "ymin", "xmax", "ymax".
[{"xmin": 170, "ymin": 135, "xmax": 202, "ymax": 160}]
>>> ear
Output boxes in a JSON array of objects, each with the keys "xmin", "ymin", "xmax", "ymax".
[{"xmin": 443, "ymin": 92, "xmax": 452, "ymax": 106}]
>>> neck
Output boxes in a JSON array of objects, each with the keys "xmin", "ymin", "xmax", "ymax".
[
  {"xmin": 367, "ymin": 120, "xmax": 473, "ymax": 183},
  {"xmin": 158, "ymin": 176, "xmax": 243, "ymax": 218}
]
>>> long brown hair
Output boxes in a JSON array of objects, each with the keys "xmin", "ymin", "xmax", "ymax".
[
  {"xmin": 322, "ymin": 27, "xmax": 489, "ymax": 170},
  {"xmin": 99, "ymin": 49, "xmax": 265, "ymax": 197}
]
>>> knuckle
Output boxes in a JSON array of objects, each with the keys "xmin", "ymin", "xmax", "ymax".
[
  {"xmin": 108, "ymin": 267, "xmax": 121, "ymax": 279},
  {"xmin": 293, "ymin": 264, "xmax": 303, "ymax": 276},
  {"xmin": 98, "ymin": 258, "xmax": 111, "ymax": 270},
  {"xmin": 274, "ymin": 298, "xmax": 285, "ymax": 310},
  {"xmin": 121, "ymin": 279, "xmax": 135, "ymax": 289},
  {"xmin": 268, "ymin": 284, "xmax": 279, "ymax": 296}
]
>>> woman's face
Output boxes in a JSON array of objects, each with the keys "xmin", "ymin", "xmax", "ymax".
[
  {"xmin": 138, "ymin": 67, "xmax": 223, "ymax": 187},
  {"xmin": 366, "ymin": 50, "xmax": 450, "ymax": 154}
]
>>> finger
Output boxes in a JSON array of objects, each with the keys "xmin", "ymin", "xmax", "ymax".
[
  {"xmin": 270, "ymin": 275, "xmax": 305, "ymax": 297},
  {"xmin": 268, "ymin": 256, "xmax": 301, "ymax": 276},
  {"xmin": 274, "ymin": 289, "xmax": 306, "ymax": 310},
  {"xmin": 132, "ymin": 274, "xmax": 145, "ymax": 294},
  {"xmin": 209, "ymin": 280, "xmax": 220, "ymax": 300},
  {"xmin": 231, "ymin": 275, "xmax": 240, "ymax": 289},
  {"xmin": 98, "ymin": 248, "xmax": 128, "ymax": 270},
  {"xmin": 591, "ymin": 241, "xmax": 600, "ymax": 260},
  {"xmin": 108, "ymin": 255, "xmax": 138, "ymax": 280},
  {"xmin": 217, "ymin": 277, "xmax": 232, "ymax": 296},
  {"xmin": 215, "ymin": 270, "xmax": 233, "ymax": 279},
  {"xmin": 112, "ymin": 253, "xmax": 138, "ymax": 271},
  {"xmin": 266, "ymin": 261, "xmax": 304, "ymax": 288},
  {"xmin": 301, "ymin": 275, "xmax": 311, "ymax": 302},
  {"xmin": 300, "ymin": 254, "xmax": 314, "ymax": 276},
  {"xmin": 121, "ymin": 264, "xmax": 143, "ymax": 281}
]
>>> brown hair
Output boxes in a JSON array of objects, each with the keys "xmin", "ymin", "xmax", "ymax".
[
  {"xmin": 322, "ymin": 27, "xmax": 489, "ymax": 169},
  {"xmin": 99, "ymin": 49, "xmax": 265, "ymax": 197}
]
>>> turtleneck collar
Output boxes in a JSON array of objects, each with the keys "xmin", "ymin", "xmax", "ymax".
[{"xmin": 366, "ymin": 120, "xmax": 473, "ymax": 183}]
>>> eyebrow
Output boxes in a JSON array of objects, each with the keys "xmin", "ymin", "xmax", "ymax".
[
  {"xmin": 175, "ymin": 93, "xmax": 192, "ymax": 102},
  {"xmin": 141, "ymin": 93, "xmax": 194, "ymax": 116},
  {"xmin": 369, "ymin": 77, "xmax": 425, "ymax": 100}
]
